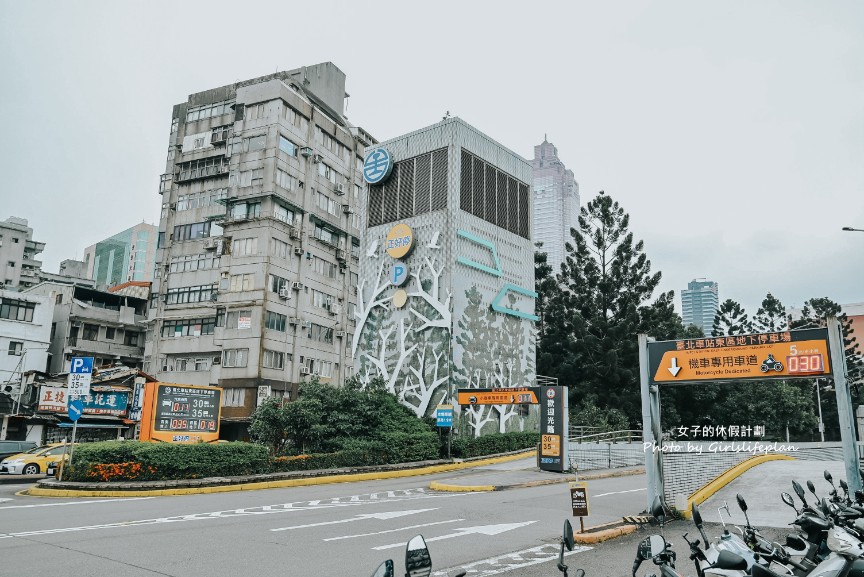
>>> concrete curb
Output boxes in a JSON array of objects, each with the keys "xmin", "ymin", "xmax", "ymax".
[
  {"xmin": 24, "ymin": 449, "xmax": 538, "ymax": 498},
  {"xmin": 680, "ymin": 454, "xmax": 794, "ymax": 519},
  {"xmin": 429, "ymin": 466, "xmax": 645, "ymax": 493},
  {"xmin": 572, "ymin": 523, "xmax": 637, "ymax": 544}
]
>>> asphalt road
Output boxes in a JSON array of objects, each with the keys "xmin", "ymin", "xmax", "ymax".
[{"xmin": 0, "ymin": 469, "xmax": 647, "ymax": 577}]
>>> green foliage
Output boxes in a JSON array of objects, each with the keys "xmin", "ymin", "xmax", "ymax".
[
  {"xmin": 248, "ymin": 397, "xmax": 289, "ymax": 455},
  {"xmin": 448, "ymin": 431, "xmax": 540, "ymax": 458},
  {"xmin": 712, "ymin": 299, "xmax": 752, "ymax": 337},
  {"xmin": 63, "ymin": 441, "xmax": 270, "ymax": 482},
  {"xmin": 571, "ymin": 400, "xmax": 630, "ymax": 432}
]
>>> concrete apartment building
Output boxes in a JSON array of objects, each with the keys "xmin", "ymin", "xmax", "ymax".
[
  {"xmin": 83, "ymin": 222, "xmax": 159, "ymax": 289},
  {"xmin": 532, "ymin": 139, "xmax": 579, "ymax": 274},
  {"xmin": 145, "ymin": 63, "xmax": 375, "ymax": 439},
  {"xmin": 681, "ymin": 278, "xmax": 720, "ymax": 334},
  {"xmin": 355, "ymin": 118, "xmax": 538, "ymax": 436},
  {"xmin": 0, "ymin": 217, "xmax": 46, "ymax": 290}
]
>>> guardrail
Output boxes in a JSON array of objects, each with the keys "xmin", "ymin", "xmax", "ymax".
[{"xmin": 569, "ymin": 428, "xmax": 644, "ymax": 444}]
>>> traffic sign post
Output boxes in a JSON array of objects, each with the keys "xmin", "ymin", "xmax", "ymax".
[
  {"xmin": 436, "ymin": 405, "xmax": 454, "ymax": 459},
  {"xmin": 67, "ymin": 356, "xmax": 94, "ymax": 397},
  {"xmin": 67, "ymin": 397, "xmax": 83, "ymax": 465},
  {"xmin": 569, "ymin": 481, "xmax": 589, "ymax": 533}
]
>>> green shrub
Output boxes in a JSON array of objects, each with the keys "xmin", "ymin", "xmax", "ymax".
[
  {"xmin": 63, "ymin": 441, "xmax": 270, "ymax": 482},
  {"xmin": 448, "ymin": 431, "xmax": 540, "ymax": 458}
]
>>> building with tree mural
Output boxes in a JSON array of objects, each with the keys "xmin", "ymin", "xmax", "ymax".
[{"xmin": 354, "ymin": 118, "xmax": 538, "ymax": 436}]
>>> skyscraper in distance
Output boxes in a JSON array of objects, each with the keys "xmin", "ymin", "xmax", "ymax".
[
  {"xmin": 681, "ymin": 278, "xmax": 719, "ymax": 334},
  {"xmin": 532, "ymin": 138, "xmax": 579, "ymax": 274}
]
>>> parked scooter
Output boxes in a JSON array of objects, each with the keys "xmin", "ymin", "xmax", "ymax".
[
  {"xmin": 558, "ymin": 519, "xmax": 586, "ymax": 577},
  {"xmin": 733, "ymin": 494, "xmax": 813, "ymax": 576},
  {"xmin": 682, "ymin": 501, "xmax": 752, "ymax": 577}
]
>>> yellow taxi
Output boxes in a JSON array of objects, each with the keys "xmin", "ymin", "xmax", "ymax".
[{"xmin": 0, "ymin": 443, "xmax": 75, "ymax": 475}]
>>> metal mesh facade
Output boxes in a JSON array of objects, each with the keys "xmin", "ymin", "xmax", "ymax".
[
  {"xmin": 367, "ymin": 148, "xmax": 448, "ymax": 228},
  {"xmin": 459, "ymin": 149, "xmax": 530, "ymax": 240}
]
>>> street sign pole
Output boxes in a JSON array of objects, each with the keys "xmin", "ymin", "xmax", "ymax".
[
  {"xmin": 828, "ymin": 317, "xmax": 860, "ymax": 494},
  {"xmin": 639, "ymin": 334, "xmax": 661, "ymax": 512}
]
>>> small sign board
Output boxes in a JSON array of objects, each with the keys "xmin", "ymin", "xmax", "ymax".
[
  {"xmin": 67, "ymin": 398, "xmax": 83, "ymax": 422},
  {"xmin": 570, "ymin": 482, "xmax": 589, "ymax": 517},
  {"xmin": 457, "ymin": 387, "xmax": 540, "ymax": 406},
  {"xmin": 539, "ymin": 386, "xmax": 568, "ymax": 473},
  {"xmin": 436, "ymin": 404, "xmax": 453, "ymax": 428},
  {"xmin": 67, "ymin": 356, "xmax": 94, "ymax": 397}
]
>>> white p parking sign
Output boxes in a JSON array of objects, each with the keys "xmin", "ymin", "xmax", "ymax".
[{"xmin": 67, "ymin": 357, "xmax": 94, "ymax": 397}]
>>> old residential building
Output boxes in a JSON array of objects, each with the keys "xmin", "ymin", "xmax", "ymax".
[
  {"xmin": 146, "ymin": 63, "xmax": 375, "ymax": 439},
  {"xmin": 0, "ymin": 217, "xmax": 46, "ymax": 290},
  {"xmin": 25, "ymin": 281, "xmax": 147, "ymax": 374}
]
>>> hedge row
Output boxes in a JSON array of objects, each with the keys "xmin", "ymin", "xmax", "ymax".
[{"xmin": 61, "ymin": 431, "xmax": 538, "ymax": 482}]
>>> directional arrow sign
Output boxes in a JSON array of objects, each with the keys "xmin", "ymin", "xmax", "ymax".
[
  {"xmin": 668, "ymin": 357, "xmax": 681, "ymax": 377},
  {"xmin": 270, "ymin": 508, "xmax": 437, "ymax": 532},
  {"xmin": 373, "ymin": 521, "xmax": 537, "ymax": 550}
]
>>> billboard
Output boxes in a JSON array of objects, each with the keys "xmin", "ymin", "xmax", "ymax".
[{"xmin": 138, "ymin": 383, "xmax": 222, "ymax": 443}]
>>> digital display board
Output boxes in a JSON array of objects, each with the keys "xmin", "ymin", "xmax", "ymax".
[{"xmin": 139, "ymin": 383, "xmax": 222, "ymax": 443}]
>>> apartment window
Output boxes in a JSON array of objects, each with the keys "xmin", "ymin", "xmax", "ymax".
[
  {"xmin": 229, "ymin": 274, "xmax": 254, "ymax": 292},
  {"xmin": 275, "ymin": 168, "xmax": 299, "ymax": 192},
  {"xmin": 268, "ymin": 274, "xmax": 289, "ymax": 294},
  {"xmin": 161, "ymin": 317, "xmax": 216, "ymax": 337},
  {"xmin": 165, "ymin": 285, "xmax": 215, "ymax": 304},
  {"xmin": 350, "ymin": 272, "xmax": 358, "ymax": 289},
  {"xmin": 270, "ymin": 238, "xmax": 289, "ymax": 259},
  {"xmin": 351, "ymin": 212, "xmax": 362, "ymax": 230},
  {"xmin": 354, "ymin": 183, "xmax": 362, "ymax": 199},
  {"xmin": 223, "ymin": 349, "xmax": 249, "ymax": 368},
  {"xmin": 0, "ymin": 298, "xmax": 36, "ymax": 322},
  {"xmin": 124, "ymin": 332, "xmax": 140, "ymax": 346},
  {"xmin": 162, "ymin": 356, "xmax": 210, "ymax": 372},
  {"xmin": 310, "ymin": 289, "xmax": 332, "ymax": 309},
  {"xmin": 311, "ymin": 256, "xmax": 337, "ymax": 279},
  {"xmin": 176, "ymin": 156, "xmax": 228, "ymax": 181},
  {"xmin": 82, "ymin": 324, "xmax": 99, "ymax": 340},
  {"xmin": 265, "ymin": 310, "xmax": 286, "ymax": 332},
  {"xmin": 171, "ymin": 118, "xmax": 179, "ymax": 133},
  {"xmin": 317, "ymin": 191, "xmax": 338, "ymax": 216},
  {"xmin": 7, "ymin": 341, "xmax": 23, "ymax": 356},
  {"xmin": 245, "ymin": 102, "xmax": 266, "ymax": 121},
  {"xmin": 313, "ymin": 223, "xmax": 338, "ymax": 245},
  {"xmin": 283, "ymin": 104, "xmax": 308, "ymax": 132},
  {"xmin": 169, "ymin": 253, "xmax": 220, "ymax": 272},
  {"xmin": 319, "ymin": 360, "xmax": 333, "ymax": 378},
  {"xmin": 7, "ymin": 261, "xmax": 15, "ymax": 268},
  {"xmin": 55, "ymin": 294, "xmax": 63, "ymax": 304},
  {"xmin": 279, "ymin": 135, "xmax": 297, "ymax": 156},
  {"xmin": 246, "ymin": 135, "xmax": 266, "ymax": 152},
  {"xmin": 12, "ymin": 238, "xmax": 19, "ymax": 244},
  {"xmin": 225, "ymin": 310, "xmax": 252, "ymax": 330},
  {"xmin": 176, "ymin": 188, "xmax": 227, "ymax": 211},
  {"xmin": 230, "ymin": 202, "xmax": 260, "ymax": 220},
  {"xmin": 236, "ymin": 168, "xmax": 264, "ymax": 187},
  {"xmin": 173, "ymin": 221, "xmax": 212, "ymax": 241},
  {"xmin": 186, "ymin": 100, "xmax": 233, "ymax": 123},
  {"xmin": 223, "ymin": 387, "xmax": 246, "ymax": 406},
  {"xmin": 317, "ymin": 161, "xmax": 338, "ymax": 184},
  {"xmin": 105, "ymin": 327, "xmax": 116, "ymax": 340},
  {"xmin": 307, "ymin": 323, "xmax": 333, "ymax": 344},
  {"xmin": 193, "ymin": 137, "xmax": 205, "ymax": 149},
  {"xmin": 231, "ymin": 237, "xmax": 258, "ymax": 256},
  {"xmin": 351, "ymin": 241, "xmax": 360, "ymax": 258},
  {"xmin": 262, "ymin": 350, "xmax": 284, "ymax": 370}
]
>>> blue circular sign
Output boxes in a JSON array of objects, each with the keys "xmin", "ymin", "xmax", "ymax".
[
  {"xmin": 363, "ymin": 147, "xmax": 394, "ymax": 185},
  {"xmin": 390, "ymin": 263, "xmax": 410, "ymax": 287}
]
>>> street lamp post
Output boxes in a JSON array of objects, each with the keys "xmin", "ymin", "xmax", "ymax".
[
  {"xmin": 816, "ymin": 379, "xmax": 826, "ymax": 445},
  {"xmin": 842, "ymin": 226, "xmax": 864, "ymax": 232}
]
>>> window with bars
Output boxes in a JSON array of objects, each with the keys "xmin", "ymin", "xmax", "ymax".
[
  {"xmin": 367, "ymin": 148, "xmax": 447, "ymax": 228},
  {"xmin": 459, "ymin": 149, "xmax": 530, "ymax": 239},
  {"xmin": 161, "ymin": 317, "xmax": 216, "ymax": 337}
]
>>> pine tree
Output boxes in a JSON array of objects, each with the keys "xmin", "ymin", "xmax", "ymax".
[
  {"xmin": 712, "ymin": 299, "xmax": 752, "ymax": 336},
  {"xmin": 752, "ymin": 293, "xmax": 789, "ymax": 332},
  {"xmin": 534, "ymin": 245, "xmax": 559, "ymax": 341}
]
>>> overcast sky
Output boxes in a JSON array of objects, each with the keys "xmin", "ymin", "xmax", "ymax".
[{"xmin": 1, "ymin": 0, "xmax": 861, "ymax": 318}]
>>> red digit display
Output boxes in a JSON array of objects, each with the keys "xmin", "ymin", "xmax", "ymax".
[{"xmin": 786, "ymin": 354, "xmax": 823, "ymax": 374}]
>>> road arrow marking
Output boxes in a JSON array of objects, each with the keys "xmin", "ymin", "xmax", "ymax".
[
  {"xmin": 270, "ymin": 508, "xmax": 437, "ymax": 532},
  {"xmin": 324, "ymin": 518, "xmax": 464, "ymax": 542},
  {"xmin": 373, "ymin": 521, "xmax": 537, "ymax": 550},
  {"xmin": 668, "ymin": 357, "xmax": 681, "ymax": 377}
]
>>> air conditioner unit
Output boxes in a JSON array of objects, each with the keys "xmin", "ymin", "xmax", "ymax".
[
  {"xmin": 203, "ymin": 238, "xmax": 217, "ymax": 250},
  {"xmin": 278, "ymin": 286, "xmax": 291, "ymax": 300},
  {"xmin": 329, "ymin": 303, "xmax": 342, "ymax": 316},
  {"xmin": 312, "ymin": 154, "xmax": 323, "ymax": 163},
  {"xmin": 300, "ymin": 147, "xmax": 313, "ymax": 157},
  {"xmin": 341, "ymin": 204, "xmax": 352, "ymax": 214},
  {"xmin": 293, "ymin": 247, "xmax": 304, "ymax": 256},
  {"xmin": 289, "ymin": 227, "xmax": 301, "ymax": 240},
  {"xmin": 209, "ymin": 291, "xmax": 219, "ymax": 302},
  {"xmin": 301, "ymin": 320, "xmax": 312, "ymax": 329},
  {"xmin": 211, "ymin": 129, "xmax": 229, "ymax": 146},
  {"xmin": 291, "ymin": 281, "xmax": 303, "ymax": 290},
  {"xmin": 335, "ymin": 249, "xmax": 347, "ymax": 261},
  {"xmin": 335, "ymin": 331, "xmax": 346, "ymax": 338},
  {"xmin": 288, "ymin": 317, "xmax": 299, "ymax": 326},
  {"xmin": 212, "ymin": 356, "xmax": 221, "ymax": 365},
  {"xmin": 334, "ymin": 183, "xmax": 345, "ymax": 195},
  {"xmin": 299, "ymin": 367, "xmax": 311, "ymax": 375}
]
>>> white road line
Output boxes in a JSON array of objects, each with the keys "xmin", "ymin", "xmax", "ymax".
[
  {"xmin": 592, "ymin": 488, "xmax": 646, "ymax": 498},
  {"xmin": 0, "ymin": 497, "xmax": 154, "ymax": 509},
  {"xmin": 431, "ymin": 544, "xmax": 591, "ymax": 577},
  {"xmin": 270, "ymin": 508, "xmax": 438, "ymax": 532},
  {"xmin": 323, "ymin": 519, "xmax": 464, "ymax": 542}
]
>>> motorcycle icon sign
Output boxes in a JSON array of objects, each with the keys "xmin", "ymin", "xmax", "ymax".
[{"xmin": 760, "ymin": 354, "xmax": 784, "ymax": 373}]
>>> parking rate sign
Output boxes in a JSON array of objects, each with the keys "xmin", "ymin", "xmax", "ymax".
[{"xmin": 67, "ymin": 357, "xmax": 94, "ymax": 397}]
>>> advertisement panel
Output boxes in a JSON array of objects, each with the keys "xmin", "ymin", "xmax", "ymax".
[{"xmin": 139, "ymin": 383, "xmax": 222, "ymax": 443}]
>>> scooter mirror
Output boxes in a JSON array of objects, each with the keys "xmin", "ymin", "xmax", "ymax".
[
  {"xmin": 648, "ymin": 534, "xmax": 666, "ymax": 557},
  {"xmin": 574, "ymin": 571, "xmax": 585, "ymax": 577},
  {"xmin": 840, "ymin": 479, "xmax": 848, "ymax": 492},
  {"xmin": 370, "ymin": 560, "xmax": 394, "ymax": 577},
  {"xmin": 807, "ymin": 480, "xmax": 817, "ymax": 496},
  {"xmin": 736, "ymin": 494, "xmax": 748, "ymax": 512},
  {"xmin": 563, "ymin": 519, "xmax": 575, "ymax": 551},
  {"xmin": 824, "ymin": 470, "xmax": 834, "ymax": 484},
  {"xmin": 781, "ymin": 492, "xmax": 796, "ymax": 509},
  {"xmin": 405, "ymin": 535, "xmax": 432, "ymax": 577},
  {"xmin": 792, "ymin": 480, "xmax": 807, "ymax": 504},
  {"xmin": 692, "ymin": 502, "xmax": 703, "ymax": 526}
]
